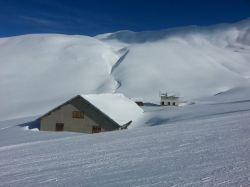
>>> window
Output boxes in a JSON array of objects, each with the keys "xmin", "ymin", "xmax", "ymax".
[
  {"xmin": 173, "ymin": 102, "xmax": 175, "ymax": 106},
  {"xmin": 168, "ymin": 102, "xmax": 170, "ymax": 105},
  {"xmin": 161, "ymin": 101, "xmax": 164, "ymax": 105},
  {"xmin": 72, "ymin": 111, "xmax": 84, "ymax": 118},
  {"xmin": 92, "ymin": 126, "xmax": 101, "ymax": 133},
  {"xmin": 56, "ymin": 123, "xmax": 64, "ymax": 131}
]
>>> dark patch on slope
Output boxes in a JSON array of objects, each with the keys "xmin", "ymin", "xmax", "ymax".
[
  {"xmin": 111, "ymin": 49, "xmax": 129, "ymax": 74},
  {"xmin": 17, "ymin": 119, "xmax": 40, "ymax": 129}
]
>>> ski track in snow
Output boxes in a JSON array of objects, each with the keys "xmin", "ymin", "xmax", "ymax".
[{"xmin": 0, "ymin": 110, "xmax": 250, "ymax": 186}]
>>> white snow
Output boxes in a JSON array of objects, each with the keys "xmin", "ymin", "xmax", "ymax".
[
  {"xmin": 0, "ymin": 98, "xmax": 250, "ymax": 186},
  {"xmin": 81, "ymin": 93, "xmax": 143, "ymax": 125},
  {"xmin": 97, "ymin": 19, "xmax": 250, "ymax": 102},
  {"xmin": 0, "ymin": 34, "xmax": 120, "ymax": 120},
  {"xmin": 0, "ymin": 19, "xmax": 250, "ymax": 120},
  {"xmin": 0, "ymin": 18, "xmax": 250, "ymax": 186},
  {"xmin": 23, "ymin": 126, "xmax": 39, "ymax": 131}
]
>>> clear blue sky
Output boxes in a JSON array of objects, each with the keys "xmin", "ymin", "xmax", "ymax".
[{"xmin": 0, "ymin": 0, "xmax": 249, "ymax": 37}]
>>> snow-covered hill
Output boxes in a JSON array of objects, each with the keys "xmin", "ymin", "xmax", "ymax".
[
  {"xmin": 0, "ymin": 19, "xmax": 250, "ymax": 121},
  {"xmin": 0, "ymin": 35, "xmax": 121, "ymax": 120},
  {"xmin": 97, "ymin": 18, "xmax": 250, "ymax": 101},
  {"xmin": 1, "ymin": 19, "xmax": 250, "ymax": 186}
]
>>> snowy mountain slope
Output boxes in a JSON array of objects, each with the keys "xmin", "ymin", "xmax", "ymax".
[
  {"xmin": 0, "ymin": 19, "xmax": 250, "ymax": 121},
  {"xmin": 0, "ymin": 34, "xmax": 122, "ymax": 120},
  {"xmin": 1, "ymin": 19, "xmax": 250, "ymax": 186},
  {"xmin": 97, "ymin": 18, "xmax": 250, "ymax": 102},
  {"xmin": 0, "ymin": 106, "xmax": 250, "ymax": 186}
]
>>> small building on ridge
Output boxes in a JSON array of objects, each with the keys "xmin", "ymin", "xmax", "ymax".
[{"xmin": 160, "ymin": 93, "xmax": 179, "ymax": 106}]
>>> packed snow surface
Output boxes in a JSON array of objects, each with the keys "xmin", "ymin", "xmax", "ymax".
[
  {"xmin": 0, "ymin": 97, "xmax": 250, "ymax": 186},
  {"xmin": 82, "ymin": 93, "xmax": 143, "ymax": 125},
  {"xmin": 0, "ymin": 19, "xmax": 250, "ymax": 120},
  {"xmin": 1, "ymin": 85, "xmax": 250, "ymax": 186}
]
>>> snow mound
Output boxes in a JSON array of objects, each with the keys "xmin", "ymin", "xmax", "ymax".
[{"xmin": 82, "ymin": 93, "xmax": 143, "ymax": 126}]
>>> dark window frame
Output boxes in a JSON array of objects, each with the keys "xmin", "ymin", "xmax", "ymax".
[
  {"xmin": 56, "ymin": 123, "xmax": 64, "ymax": 131},
  {"xmin": 92, "ymin": 126, "xmax": 101, "ymax": 133},
  {"xmin": 72, "ymin": 111, "xmax": 84, "ymax": 118}
]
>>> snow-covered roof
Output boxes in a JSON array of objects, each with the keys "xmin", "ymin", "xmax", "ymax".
[{"xmin": 81, "ymin": 93, "xmax": 144, "ymax": 126}]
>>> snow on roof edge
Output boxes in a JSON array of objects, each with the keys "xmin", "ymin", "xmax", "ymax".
[{"xmin": 80, "ymin": 93, "xmax": 144, "ymax": 126}]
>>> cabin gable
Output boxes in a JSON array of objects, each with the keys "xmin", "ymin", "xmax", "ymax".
[
  {"xmin": 71, "ymin": 96, "xmax": 120, "ymax": 131},
  {"xmin": 39, "ymin": 96, "xmax": 120, "ymax": 133},
  {"xmin": 40, "ymin": 103, "xmax": 103, "ymax": 133}
]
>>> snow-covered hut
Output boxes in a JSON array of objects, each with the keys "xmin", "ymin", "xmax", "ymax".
[{"xmin": 39, "ymin": 93, "xmax": 143, "ymax": 133}]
